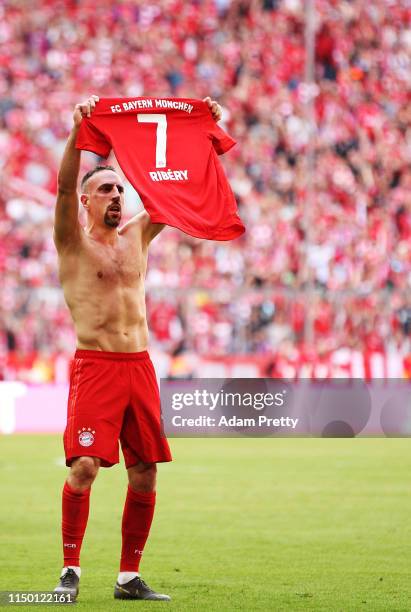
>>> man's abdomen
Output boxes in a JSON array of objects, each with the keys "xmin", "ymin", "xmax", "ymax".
[{"xmin": 70, "ymin": 286, "xmax": 149, "ymax": 352}]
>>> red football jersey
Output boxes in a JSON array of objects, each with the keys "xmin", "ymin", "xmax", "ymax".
[{"xmin": 75, "ymin": 97, "xmax": 245, "ymax": 241}]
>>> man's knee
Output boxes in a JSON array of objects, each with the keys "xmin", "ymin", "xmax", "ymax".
[
  {"xmin": 128, "ymin": 462, "xmax": 157, "ymax": 492},
  {"xmin": 68, "ymin": 456, "xmax": 100, "ymax": 490}
]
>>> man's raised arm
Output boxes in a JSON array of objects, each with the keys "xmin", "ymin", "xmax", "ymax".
[{"xmin": 53, "ymin": 95, "xmax": 99, "ymax": 247}]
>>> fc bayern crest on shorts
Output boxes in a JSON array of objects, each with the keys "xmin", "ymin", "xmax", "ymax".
[{"xmin": 78, "ymin": 428, "xmax": 95, "ymax": 447}]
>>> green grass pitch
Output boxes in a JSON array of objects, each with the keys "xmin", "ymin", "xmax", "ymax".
[{"xmin": 0, "ymin": 435, "xmax": 410, "ymax": 611}]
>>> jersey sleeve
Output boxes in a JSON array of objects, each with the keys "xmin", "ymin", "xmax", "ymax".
[
  {"xmin": 75, "ymin": 119, "xmax": 111, "ymax": 158},
  {"xmin": 204, "ymin": 112, "xmax": 236, "ymax": 155}
]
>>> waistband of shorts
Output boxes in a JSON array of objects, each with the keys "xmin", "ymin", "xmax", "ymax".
[{"xmin": 74, "ymin": 349, "xmax": 150, "ymax": 361}]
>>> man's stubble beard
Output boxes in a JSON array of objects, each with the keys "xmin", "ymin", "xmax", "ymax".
[{"xmin": 103, "ymin": 212, "xmax": 121, "ymax": 228}]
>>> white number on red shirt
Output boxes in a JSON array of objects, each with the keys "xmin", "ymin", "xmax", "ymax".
[{"xmin": 137, "ymin": 113, "xmax": 167, "ymax": 168}]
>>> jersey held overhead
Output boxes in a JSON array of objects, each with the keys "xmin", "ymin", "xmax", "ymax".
[{"xmin": 75, "ymin": 97, "xmax": 245, "ymax": 241}]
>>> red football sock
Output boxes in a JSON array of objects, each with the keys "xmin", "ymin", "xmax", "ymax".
[
  {"xmin": 62, "ymin": 481, "xmax": 91, "ymax": 567},
  {"xmin": 120, "ymin": 486, "xmax": 156, "ymax": 572}
]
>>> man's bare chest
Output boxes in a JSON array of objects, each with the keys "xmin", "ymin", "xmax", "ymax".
[
  {"xmin": 59, "ymin": 237, "xmax": 146, "ymax": 289},
  {"xmin": 85, "ymin": 241, "xmax": 145, "ymax": 284}
]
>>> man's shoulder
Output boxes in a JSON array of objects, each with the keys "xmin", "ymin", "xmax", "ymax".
[
  {"xmin": 119, "ymin": 210, "xmax": 150, "ymax": 236},
  {"xmin": 120, "ymin": 210, "xmax": 164, "ymax": 244}
]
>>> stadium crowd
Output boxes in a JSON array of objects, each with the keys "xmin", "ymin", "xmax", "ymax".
[{"xmin": 1, "ymin": 0, "xmax": 411, "ymax": 381}]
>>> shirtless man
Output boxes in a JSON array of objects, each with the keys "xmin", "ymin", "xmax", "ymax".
[{"xmin": 53, "ymin": 94, "xmax": 222, "ymax": 602}]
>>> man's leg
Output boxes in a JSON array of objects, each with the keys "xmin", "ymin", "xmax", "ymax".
[
  {"xmin": 55, "ymin": 456, "xmax": 100, "ymax": 599},
  {"xmin": 120, "ymin": 461, "xmax": 157, "ymax": 576},
  {"xmin": 114, "ymin": 461, "xmax": 170, "ymax": 600}
]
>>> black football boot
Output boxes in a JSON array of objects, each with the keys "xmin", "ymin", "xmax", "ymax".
[
  {"xmin": 114, "ymin": 576, "xmax": 170, "ymax": 601},
  {"xmin": 54, "ymin": 568, "xmax": 80, "ymax": 601}
]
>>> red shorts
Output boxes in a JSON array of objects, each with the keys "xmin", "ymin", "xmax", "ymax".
[{"xmin": 64, "ymin": 349, "xmax": 172, "ymax": 468}]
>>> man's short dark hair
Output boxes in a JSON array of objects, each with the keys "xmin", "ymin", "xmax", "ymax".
[{"xmin": 81, "ymin": 165, "xmax": 117, "ymax": 191}]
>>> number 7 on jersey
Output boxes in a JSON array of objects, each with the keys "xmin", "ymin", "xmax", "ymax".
[{"xmin": 137, "ymin": 114, "xmax": 167, "ymax": 168}]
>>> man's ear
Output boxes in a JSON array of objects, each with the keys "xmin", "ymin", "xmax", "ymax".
[{"xmin": 80, "ymin": 193, "xmax": 89, "ymax": 210}]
